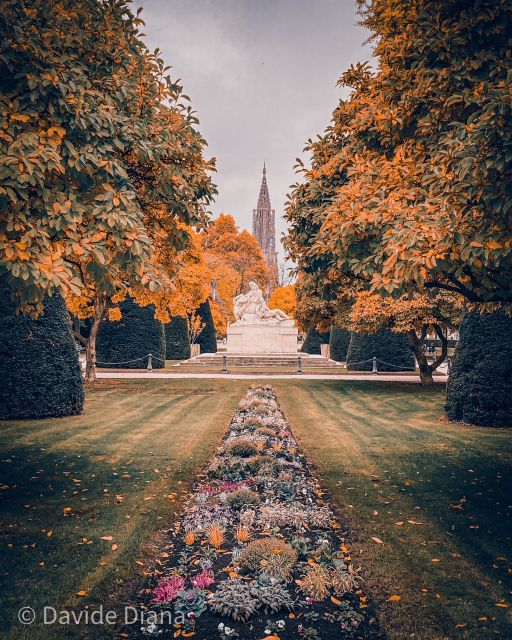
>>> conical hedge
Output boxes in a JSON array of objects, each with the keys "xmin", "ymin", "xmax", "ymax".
[
  {"xmin": 195, "ymin": 299, "xmax": 217, "ymax": 354},
  {"xmin": 165, "ymin": 316, "xmax": 190, "ymax": 360},
  {"xmin": 301, "ymin": 326, "xmax": 329, "ymax": 355},
  {"xmin": 446, "ymin": 311, "xmax": 512, "ymax": 427},
  {"xmin": 347, "ymin": 328, "xmax": 415, "ymax": 371},
  {"xmin": 329, "ymin": 327, "xmax": 351, "ymax": 361},
  {"xmin": 96, "ymin": 296, "xmax": 166, "ymax": 369},
  {"xmin": 0, "ymin": 283, "xmax": 84, "ymax": 419}
]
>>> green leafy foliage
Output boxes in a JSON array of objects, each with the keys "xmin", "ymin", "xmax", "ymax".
[
  {"xmin": 96, "ymin": 296, "xmax": 165, "ymax": 369},
  {"xmin": 446, "ymin": 311, "xmax": 512, "ymax": 427},
  {"xmin": 165, "ymin": 316, "xmax": 190, "ymax": 360},
  {"xmin": 0, "ymin": 282, "xmax": 83, "ymax": 418}
]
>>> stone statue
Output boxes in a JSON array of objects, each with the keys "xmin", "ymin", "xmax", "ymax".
[{"xmin": 233, "ymin": 281, "xmax": 290, "ymax": 325}]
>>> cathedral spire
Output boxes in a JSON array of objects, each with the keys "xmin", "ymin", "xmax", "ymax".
[
  {"xmin": 257, "ymin": 163, "xmax": 271, "ymax": 210},
  {"xmin": 252, "ymin": 163, "xmax": 278, "ymax": 290}
]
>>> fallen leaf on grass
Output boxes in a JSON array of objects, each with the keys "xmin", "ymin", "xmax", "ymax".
[
  {"xmin": 76, "ymin": 591, "xmax": 87, "ymax": 596},
  {"xmin": 431, "ymin": 558, "xmax": 441, "ymax": 563},
  {"xmin": 111, "ymin": 544, "xmax": 118, "ymax": 551},
  {"xmin": 495, "ymin": 602, "xmax": 509, "ymax": 608},
  {"xmin": 331, "ymin": 596, "xmax": 342, "ymax": 605},
  {"xmin": 394, "ymin": 522, "xmax": 404, "ymax": 526},
  {"xmin": 100, "ymin": 536, "xmax": 113, "ymax": 541},
  {"xmin": 371, "ymin": 536, "xmax": 384, "ymax": 544},
  {"xmin": 388, "ymin": 595, "xmax": 401, "ymax": 602}
]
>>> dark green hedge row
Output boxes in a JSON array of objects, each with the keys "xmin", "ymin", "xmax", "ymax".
[
  {"xmin": 96, "ymin": 296, "xmax": 165, "ymax": 369},
  {"xmin": 329, "ymin": 327, "xmax": 351, "ymax": 361},
  {"xmin": 165, "ymin": 316, "xmax": 190, "ymax": 360},
  {"xmin": 446, "ymin": 311, "xmax": 512, "ymax": 427},
  {"xmin": 301, "ymin": 326, "xmax": 329, "ymax": 355},
  {"xmin": 195, "ymin": 299, "xmax": 217, "ymax": 353},
  {"xmin": 0, "ymin": 283, "xmax": 84, "ymax": 419},
  {"xmin": 347, "ymin": 329, "xmax": 415, "ymax": 371}
]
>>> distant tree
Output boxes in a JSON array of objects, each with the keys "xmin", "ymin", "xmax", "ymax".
[
  {"xmin": 347, "ymin": 329, "xmax": 415, "ymax": 372},
  {"xmin": 446, "ymin": 311, "xmax": 512, "ymax": 427},
  {"xmin": 96, "ymin": 296, "xmax": 165, "ymax": 369},
  {"xmin": 301, "ymin": 327, "xmax": 329, "ymax": 355},
  {"xmin": 195, "ymin": 299, "xmax": 217, "ymax": 353},
  {"xmin": 329, "ymin": 328, "xmax": 351, "ymax": 362},
  {"xmin": 0, "ymin": 283, "xmax": 83, "ymax": 419},
  {"xmin": 203, "ymin": 215, "xmax": 269, "ymax": 295},
  {"xmin": 165, "ymin": 316, "xmax": 190, "ymax": 360},
  {"xmin": 269, "ymin": 285, "xmax": 296, "ymax": 320}
]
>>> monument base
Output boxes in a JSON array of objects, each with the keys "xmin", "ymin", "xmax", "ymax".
[{"xmin": 227, "ymin": 322, "xmax": 298, "ymax": 354}]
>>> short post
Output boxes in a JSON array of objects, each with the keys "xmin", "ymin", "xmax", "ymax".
[
  {"xmin": 222, "ymin": 354, "xmax": 228, "ymax": 374},
  {"xmin": 147, "ymin": 353, "xmax": 153, "ymax": 373},
  {"xmin": 296, "ymin": 355, "xmax": 303, "ymax": 375},
  {"xmin": 372, "ymin": 356, "xmax": 378, "ymax": 374}
]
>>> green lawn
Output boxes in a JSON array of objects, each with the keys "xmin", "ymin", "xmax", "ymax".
[
  {"xmin": 1, "ymin": 379, "xmax": 511, "ymax": 640},
  {"xmin": 273, "ymin": 380, "xmax": 512, "ymax": 640},
  {"xmin": 0, "ymin": 379, "xmax": 246, "ymax": 640}
]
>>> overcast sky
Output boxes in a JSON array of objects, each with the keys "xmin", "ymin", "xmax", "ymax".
[{"xmin": 134, "ymin": 0, "xmax": 373, "ymax": 262}]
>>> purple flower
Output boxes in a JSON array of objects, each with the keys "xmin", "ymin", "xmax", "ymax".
[
  {"xmin": 151, "ymin": 575, "xmax": 185, "ymax": 604},
  {"xmin": 192, "ymin": 567, "xmax": 215, "ymax": 589}
]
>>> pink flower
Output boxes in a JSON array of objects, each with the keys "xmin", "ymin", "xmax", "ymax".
[
  {"xmin": 152, "ymin": 575, "xmax": 185, "ymax": 604},
  {"xmin": 192, "ymin": 567, "xmax": 215, "ymax": 589}
]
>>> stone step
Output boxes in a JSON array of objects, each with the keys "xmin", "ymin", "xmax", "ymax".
[{"xmin": 180, "ymin": 354, "xmax": 341, "ymax": 368}]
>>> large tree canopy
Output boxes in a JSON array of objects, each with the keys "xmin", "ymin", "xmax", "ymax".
[
  {"xmin": 1, "ymin": 0, "xmax": 215, "ymax": 379},
  {"xmin": 313, "ymin": 0, "xmax": 512, "ymax": 303}
]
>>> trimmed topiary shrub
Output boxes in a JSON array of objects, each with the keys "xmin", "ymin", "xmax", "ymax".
[
  {"xmin": 347, "ymin": 328, "xmax": 415, "ymax": 371},
  {"xmin": 164, "ymin": 316, "xmax": 190, "ymax": 360},
  {"xmin": 0, "ymin": 283, "xmax": 84, "ymax": 419},
  {"xmin": 446, "ymin": 311, "xmax": 512, "ymax": 427},
  {"xmin": 96, "ymin": 296, "xmax": 165, "ymax": 369},
  {"xmin": 329, "ymin": 327, "xmax": 351, "ymax": 361},
  {"xmin": 195, "ymin": 299, "xmax": 217, "ymax": 354},
  {"xmin": 301, "ymin": 326, "xmax": 329, "ymax": 355}
]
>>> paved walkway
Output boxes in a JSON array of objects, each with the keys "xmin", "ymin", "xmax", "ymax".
[{"xmin": 96, "ymin": 371, "xmax": 447, "ymax": 383}]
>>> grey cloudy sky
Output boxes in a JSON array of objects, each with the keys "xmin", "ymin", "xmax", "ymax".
[{"xmin": 134, "ymin": 0, "xmax": 373, "ymax": 261}]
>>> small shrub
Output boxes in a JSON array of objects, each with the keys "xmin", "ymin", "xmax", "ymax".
[
  {"xmin": 225, "ymin": 438, "xmax": 259, "ymax": 458},
  {"xmin": 206, "ymin": 523, "xmax": 224, "ymax": 548},
  {"xmin": 209, "ymin": 580, "xmax": 259, "ymax": 621},
  {"xmin": 250, "ymin": 574, "xmax": 294, "ymax": 614},
  {"xmin": 238, "ymin": 538, "xmax": 297, "ymax": 580},
  {"xmin": 225, "ymin": 487, "xmax": 261, "ymax": 511},
  {"xmin": 244, "ymin": 416, "xmax": 265, "ymax": 430},
  {"xmin": 254, "ymin": 426, "xmax": 278, "ymax": 438},
  {"xmin": 174, "ymin": 589, "xmax": 207, "ymax": 618},
  {"xmin": 331, "ymin": 569, "xmax": 362, "ymax": 595},
  {"xmin": 298, "ymin": 564, "xmax": 330, "ymax": 601}
]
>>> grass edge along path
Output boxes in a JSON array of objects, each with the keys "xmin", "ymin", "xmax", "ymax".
[
  {"xmin": 274, "ymin": 380, "xmax": 512, "ymax": 640},
  {"xmin": 0, "ymin": 379, "xmax": 246, "ymax": 640}
]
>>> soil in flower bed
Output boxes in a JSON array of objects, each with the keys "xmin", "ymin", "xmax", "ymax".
[{"xmin": 131, "ymin": 386, "xmax": 382, "ymax": 640}]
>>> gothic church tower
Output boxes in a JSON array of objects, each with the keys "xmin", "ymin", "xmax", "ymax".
[{"xmin": 252, "ymin": 164, "xmax": 278, "ymax": 288}]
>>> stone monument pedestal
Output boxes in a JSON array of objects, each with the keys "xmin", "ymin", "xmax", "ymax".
[{"xmin": 227, "ymin": 321, "xmax": 298, "ymax": 354}]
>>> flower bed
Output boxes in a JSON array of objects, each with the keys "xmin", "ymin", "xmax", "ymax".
[{"xmin": 137, "ymin": 386, "xmax": 380, "ymax": 639}]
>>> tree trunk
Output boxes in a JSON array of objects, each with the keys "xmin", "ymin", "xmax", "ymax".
[
  {"xmin": 85, "ymin": 297, "xmax": 108, "ymax": 382},
  {"xmin": 406, "ymin": 328, "xmax": 435, "ymax": 385}
]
